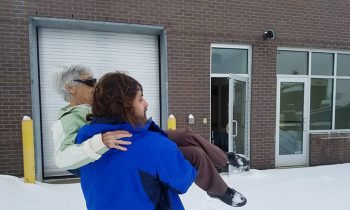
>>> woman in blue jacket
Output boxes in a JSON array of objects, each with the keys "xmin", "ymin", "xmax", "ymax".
[{"xmin": 76, "ymin": 72, "xmax": 197, "ymax": 210}]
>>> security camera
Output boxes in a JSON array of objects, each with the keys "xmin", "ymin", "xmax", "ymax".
[{"xmin": 263, "ymin": 29, "xmax": 276, "ymax": 40}]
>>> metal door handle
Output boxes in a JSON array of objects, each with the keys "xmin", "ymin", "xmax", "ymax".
[{"xmin": 232, "ymin": 120, "xmax": 238, "ymax": 137}]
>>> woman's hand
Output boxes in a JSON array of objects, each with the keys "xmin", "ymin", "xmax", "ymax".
[{"xmin": 102, "ymin": 130, "xmax": 132, "ymax": 151}]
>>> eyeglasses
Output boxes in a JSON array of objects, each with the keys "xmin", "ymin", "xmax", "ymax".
[{"xmin": 74, "ymin": 78, "xmax": 97, "ymax": 87}]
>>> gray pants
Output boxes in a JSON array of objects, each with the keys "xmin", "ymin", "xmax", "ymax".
[{"xmin": 166, "ymin": 128, "xmax": 228, "ymax": 195}]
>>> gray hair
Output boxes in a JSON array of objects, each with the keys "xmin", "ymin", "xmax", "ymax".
[{"xmin": 52, "ymin": 64, "xmax": 93, "ymax": 102}]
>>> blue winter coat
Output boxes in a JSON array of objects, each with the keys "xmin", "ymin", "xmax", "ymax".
[{"xmin": 76, "ymin": 118, "xmax": 197, "ymax": 210}]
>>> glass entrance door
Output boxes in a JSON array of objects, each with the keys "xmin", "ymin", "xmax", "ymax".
[
  {"xmin": 211, "ymin": 74, "xmax": 249, "ymax": 172},
  {"xmin": 228, "ymin": 74, "xmax": 248, "ymax": 173},
  {"xmin": 228, "ymin": 74, "xmax": 248, "ymax": 155},
  {"xmin": 276, "ymin": 77, "xmax": 309, "ymax": 167}
]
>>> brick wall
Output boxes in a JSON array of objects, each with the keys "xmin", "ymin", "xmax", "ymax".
[
  {"xmin": 249, "ymin": 42, "xmax": 277, "ymax": 169},
  {"xmin": 0, "ymin": 0, "xmax": 33, "ymax": 176},
  {"xmin": 2, "ymin": 0, "xmax": 350, "ymax": 175},
  {"xmin": 310, "ymin": 134, "xmax": 350, "ymax": 166}
]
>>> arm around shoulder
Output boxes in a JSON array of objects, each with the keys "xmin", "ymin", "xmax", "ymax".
[{"xmin": 51, "ymin": 113, "xmax": 108, "ymax": 170}]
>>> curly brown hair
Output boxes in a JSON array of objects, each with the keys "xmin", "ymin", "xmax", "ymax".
[{"xmin": 91, "ymin": 72, "xmax": 145, "ymax": 126}]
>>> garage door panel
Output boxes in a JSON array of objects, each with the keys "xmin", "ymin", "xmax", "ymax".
[{"xmin": 38, "ymin": 28, "xmax": 160, "ymax": 177}]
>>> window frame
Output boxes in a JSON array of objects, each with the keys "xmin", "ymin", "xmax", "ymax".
[
  {"xmin": 277, "ymin": 50, "xmax": 309, "ymax": 75},
  {"xmin": 277, "ymin": 47, "xmax": 350, "ymax": 132},
  {"xmin": 211, "ymin": 44, "xmax": 249, "ymax": 74}
]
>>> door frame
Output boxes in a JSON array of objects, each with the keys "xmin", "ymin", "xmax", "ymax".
[
  {"xmin": 210, "ymin": 44, "xmax": 252, "ymax": 174},
  {"xmin": 210, "ymin": 73, "xmax": 250, "ymax": 173},
  {"xmin": 29, "ymin": 17, "xmax": 167, "ymax": 180},
  {"xmin": 275, "ymin": 76, "xmax": 310, "ymax": 167}
]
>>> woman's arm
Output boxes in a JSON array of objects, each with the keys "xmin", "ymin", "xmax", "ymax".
[
  {"xmin": 52, "ymin": 111, "xmax": 108, "ymax": 170},
  {"xmin": 52, "ymin": 115, "xmax": 133, "ymax": 170}
]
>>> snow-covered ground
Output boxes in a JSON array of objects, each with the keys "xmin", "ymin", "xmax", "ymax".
[{"xmin": 1, "ymin": 163, "xmax": 350, "ymax": 210}]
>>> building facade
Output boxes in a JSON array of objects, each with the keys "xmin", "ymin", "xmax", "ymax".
[{"xmin": 1, "ymin": 0, "xmax": 350, "ymax": 179}]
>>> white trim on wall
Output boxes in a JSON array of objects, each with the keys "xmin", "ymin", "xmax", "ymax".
[
  {"xmin": 29, "ymin": 17, "xmax": 168, "ymax": 180},
  {"xmin": 209, "ymin": 43, "xmax": 252, "ymax": 159}
]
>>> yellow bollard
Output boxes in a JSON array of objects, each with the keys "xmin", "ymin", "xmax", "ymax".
[
  {"xmin": 21, "ymin": 116, "xmax": 35, "ymax": 183},
  {"xmin": 167, "ymin": 114, "xmax": 176, "ymax": 130}
]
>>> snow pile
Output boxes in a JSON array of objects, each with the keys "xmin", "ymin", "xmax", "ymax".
[
  {"xmin": 1, "ymin": 163, "xmax": 350, "ymax": 210},
  {"xmin": 0, "ymin": 175, "xmax": 85, "ymax": 210}
]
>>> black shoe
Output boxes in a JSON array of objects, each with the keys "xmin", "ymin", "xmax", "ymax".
[
  {"xmin": 227, "ymin": 152, "xmax": 250, "ymax": 171},
  {"xmin": 208, "ymin": 187, "xmax": 247, "ymax": 207}
]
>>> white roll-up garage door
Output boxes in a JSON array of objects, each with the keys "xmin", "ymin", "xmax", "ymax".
[{"xmin": 38, "ymin": 28, "xmax": 160, "ymax": 177}]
